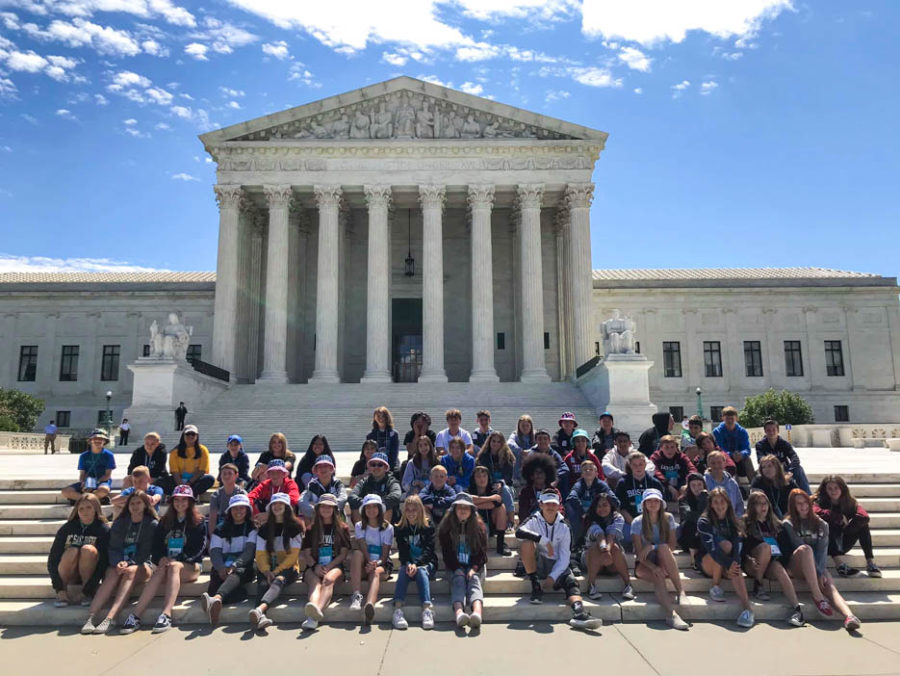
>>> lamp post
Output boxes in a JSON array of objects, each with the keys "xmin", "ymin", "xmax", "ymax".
[
  {"xmin": 105, "ymin": 390, "xmax": 113, "ymax": 441},
  {"xmin": 695, "ymin": 387, "xmax": 703, "ymax": 420}
]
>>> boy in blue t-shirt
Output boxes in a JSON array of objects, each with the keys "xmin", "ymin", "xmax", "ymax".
[{"xmin": 61, "ymin": 429, "xmax": 116, "ymax": 504}]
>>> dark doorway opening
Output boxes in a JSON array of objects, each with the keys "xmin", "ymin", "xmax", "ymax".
[{"xmin": 392, "ymin": 298, "xmax": 422, "ymax": 382}]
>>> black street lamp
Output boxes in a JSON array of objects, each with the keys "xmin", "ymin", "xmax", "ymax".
[
  {"xmin": 404, "ymin": 208, "xmax": 415, "ymax": 277},
  {"xmin": 695, "ymin": 387, "xmax": 703, "ymax": 420},
  {"xmin": 105, "ymin": 390, "xmax": 113, "ymax": 440}
]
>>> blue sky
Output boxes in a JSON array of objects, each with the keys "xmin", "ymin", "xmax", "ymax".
[{"xmin": 0, "ymin": 1, "xmax": 897, "ymax": 278}]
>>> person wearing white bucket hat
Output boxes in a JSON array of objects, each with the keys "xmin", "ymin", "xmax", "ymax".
[
  {"xmin": 300, "ymin": 494, "xmax": 352, "ymax": 631},
  {"xmin": 630, "ymin": 487, "xmax": 689, "ymax": 630},
  {"xmin": 349, "ymin": 493, "xmax": 393, "ymax": 625},
  {"xmin": 437, "ymin": 493, "xmax": 487, "ymax": 630},
  {"xmin": 249, "ymin": 493, "xmax": 303, "ymax": 631},
  {"xmin": 516, "ymin": 489, "xmax": 602, "ymax": 631},
  {"xmin": 201, "ymin": 493, "xmax": 257, "ymax": 625}
]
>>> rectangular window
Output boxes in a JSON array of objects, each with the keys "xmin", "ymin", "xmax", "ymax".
[
  {"xmin": 595, "ymin": 341, "xmax": 600, "ymax": 356},
  {"xmin": 59, "ymin": 345, "xmax": 79, "ymax": 382},
  {"xmin": 703, "ymin": 341, "xmax": 723, "ymax": 378},
  {"xmin": 710, "ymin": 406, "xmax": 725, "ymax": 423},
  {"xmin": 17, "ymin": 345, "xmax": 38, "ymax": 382},
  {"xmin": 100, "ymin": 345, "xmax": 120, "ymax": 381},
  {"xmin": 55, "ymin": 411, "xmax": 71, "ymax": 428},
  {"xmin": 142, "ymin": 344, "xmax": 150, "ymax": 357},
  {"xmin": 187, "ymin": 344, "xmax": 202, "ymax": 362},
  {"xmin": 669, "ymin": 406, "xmax": 684, "ymax": 421},
  {"xmin": 496, "ymin": 332, "xmax": 505, "ymax": 350},
  {"xmin": 825, "ymin": 340, "xmax": 845, "ymax": 377},
  {"xmin": 635, "ymin": 341, "xmax": 641, "ymax": 354},
  {"xmin": 834, "ymin": 405, "xmax": 850, "ymax": 423},
  {"xmin": 543, "ymin": 332, "xmax": 550, "ymax": 350},
  {"xmin": 662, "ymin": 341, "xmax": 682, "ymax": 378},
  {"xmin": 744, "ymin": 341, "xmax": 763, "ymax": 377},
  {"xmin": 784, "ymin": 341, "xmax": 803, "ymax": 377},
  {"xmin": 97, "ymin": 410, "xmax": 108, "ymax": 426}
]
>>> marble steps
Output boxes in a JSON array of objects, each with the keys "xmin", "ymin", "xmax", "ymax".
[
  {"xmin": 5, "ymin": 566, "xmax": 900, "ymax": 601},
  {"xmin": 3, "ymin": 591, "xmax": 899, "ymax": 627}
]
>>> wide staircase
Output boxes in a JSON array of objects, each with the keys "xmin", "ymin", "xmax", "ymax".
[
  {"xmin": 1, "ymin": 471, "xmax": 899, "ymax": 627},
  {"xmin": 186, "ymin": 382, "xmax": 599, "ymax": 452}
]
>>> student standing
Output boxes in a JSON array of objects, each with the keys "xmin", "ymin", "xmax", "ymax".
[
  {"xmin": 582, "ymin": 493, "xmax": 633, "ymax": 602},
  {"xmin": 391, "ymin": 496, "xmax": 437, "ymax": 630},
  {"xmin": 367, "ymin": 406, "xmax": 401, "ymax": 474},
  {"xmin": 160, "ymin": 425, "xmax": 215, "ymax": 498},
  {"xmin": 704, "ymin": 451, "xmax": 744, "ymax": 516},
  {"xmin": 201, "ymin": 494, "xmax": 257, "ymax": 625},
  {"xmin": 61, "ymin": 429, "xmax": 116, "ymax": 504},
  {"xmin": 349, "ymin": 494, "xmax": 394, "ymax": 625},
  {"xmin": 438, "ymin": 493, "xmax": 487, "ymax": 630},
  {"xmin": 249, "ymin": 493, "xmax": 303, "ymax": 631},
  {"xmin": 122, "ymin": 484, "xmax": 206, "ymax": 633},
  {"xmin": 516, "ymin": 490, "xmax": 602, "ymax": 630},
  {"xmin": 81, "ymin": 490, "xmax": 158, "ymax": 634},
  {"xmin": 630, "ymin": 488, "xmax": 689, "ymax": 630},
  {"xmin": 782, "ymin": 489, "xmax": 860, "ymax": 630},
  {"xmin": 301, "ymin": 493, "xmax": 351, "ymax": 631},
  {"xmin": 712, "ymin": 406, "xmax": 757, "ymax": 481},
  {"xmin": 218, "ymin": 435, "xmax": 251, "ymax": 487},
  {"xmin": 696, "ymin": 487, "xmax": 754, "ymax": 627},
  {"xmin": 48, "ymin": 493, "xmax": 109, "ymax": 608},
  {"xmin": 742, "ymin": 490, "xmax": 804, "ymax": 626},
  {"xmin": 813, "ymin": 475, "xmax": 881, "ymax": 577}
]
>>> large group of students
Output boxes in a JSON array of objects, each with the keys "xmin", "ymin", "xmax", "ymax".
[{"xmin": 50, "ymin": 405, "xmax": 880, "ymax": 635}]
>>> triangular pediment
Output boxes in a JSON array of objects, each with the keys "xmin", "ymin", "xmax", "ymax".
[{"xmin": 200, "ymin": 76, "xmax": 607, "ymax": 146}]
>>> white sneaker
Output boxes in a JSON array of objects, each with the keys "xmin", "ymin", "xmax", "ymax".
[
  {"xmin": 80, "ymin": 616, "xmax": 96, "ymax": 635},
  {"xmin": 392, "ymin": 608, "xmax": 408, "ymax": 629},
  {"xmin": 588, "ymin": 582, "xmax": 603, "ymax": 600},
  {"xmin": 93, "ymin": 617, "xmax": 115, "ymax": 634},
  {"xmin": 301, "ymin": 617, "xmax": 319, "ymax": 631},
  {"xmin": 667, "ymin": 611, "xmax": 689, "ymax": 631},
  {"xmin": 304, "ymin": 601, "xmax": 324, "ymax": 622},
  {"xmin": 709, "ymin": 585, "xmax": 726, "ymax": 603},
  {"xmin": 249, "ymin": 607, "xmax": 263, "ymax": 627},
  {"xmin": 257, "ymin": 613, "xmax": 273, "ymax": 631},
  {"xmin": 422, "ymin": 606, "xmax": 435, "ymax": 630},
  {"xmin": 200, "ymin": 592, "xmax": 211, "ymax": 614},
  {"xmin": 349, "ymin": 592, "xmax": 364, "ymax": 611},
  {"xmin": 469, "ymin": 611, "xmax": 482, "ymax": 629},
  {"xmin": 456, "ymin": 611, "xmax": 470, "ymax": 628},
  {"xmin": 737, "ymin": 609, "xmax": 755, "ymax": 628},
  {"xmin": 621, "ymin": 583, "xmax": 635, "ymax": 601}
]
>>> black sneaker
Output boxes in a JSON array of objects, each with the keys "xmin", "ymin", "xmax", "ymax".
[
  {"xmin": 569, "ymin": 611, "xmax": 602, "ymax": 631},
  {"xmin": 513, "ymin": 560, "xmax": 526, "ymax": 578},
  {"xmin": 837, "ymin": 563, "xmax": 860, "ymax": 577},
  {"xmin": 152, "ymin": 613, "xmax": 172, "ymax": 634},
  {"xmin": 120, "ymin": 613, "xmax": 141, "ymax": 634},
  {"xmin": 530, "ymin": 581, "xmax": 543, "ymax": 605}
]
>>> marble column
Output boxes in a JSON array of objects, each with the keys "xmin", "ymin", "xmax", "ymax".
[
  {"xmin": 516, "ymin": 184, "xmax": 551, "ymax": 382},
  {"xmin": 418, "ymin": 185, "xmax": 448, "ymax": 383},
  {"xmin": 468, "ymin": 184, "xmax": 499, "ymax": 382},
  {"xmin": 361, "ymin": 185, "xmax": 392, "ymax": 383},
  {"xmin": 247, "ymin": 213, "xmax": 265, "ymax": 382},
  {"xmin": 211, "ymin": 184, "xmax": 243, "ymax": 377},
  {"xmin": 566, "ymin": 182, "xmax": 595, "ymax": 370},
  {"xmin": 257, "ymin": 185, "xmax": 293, "ymax": 383},
  {"xmin": 310, "ymin": 185, "xmax": 342, "ymax": 384}
]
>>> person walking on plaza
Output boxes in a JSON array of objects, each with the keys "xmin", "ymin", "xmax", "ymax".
[
  {"xmin": 44, "ymin": 420, "xmax": 58, "ymax": 454},
  {"xmin": 118, "ymin": 418, "xmax": 131, "ymax": 446},
  {"xmin": 175, "ymin": 401, "xmax": 187, "ymax": 431}
]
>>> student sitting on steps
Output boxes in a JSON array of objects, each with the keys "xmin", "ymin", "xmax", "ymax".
[
  {"xmin": 813, "ymin": 475, "xmax": 881, "ymax": 578},
  {"xmin": 301, "ymin": 493, "xmax": 351, "ymax": 631},
  {"xmin": 419, "ymin": 464, "xmax": 458, "ymax": 524},
  {"xmin": 516, "ymin": 489, "xmax": 603, "ymax": 631},
  {"xmin": 48, "ymin": 493, "xmax": 109, "ymax": 608},
  {"xmin": 437, "ymin": 492, "xmax": 487, "ymax": 631},
  {"xmin": 349, "ymin": 493, "xmax": 394, "ymax": 626},
  {"xmin": 582, "ymin": 492, "xmax": 634, "ymax": 602},
  {"xmin": 391, "ymin": 495, "xmax": 437, "ymax": 630}
]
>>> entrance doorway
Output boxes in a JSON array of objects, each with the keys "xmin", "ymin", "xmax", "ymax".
[{"xmin": 392, "ymin": 298, "xmax": 422, "ymax": 382}]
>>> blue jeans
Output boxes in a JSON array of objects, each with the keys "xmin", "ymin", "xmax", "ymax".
[
  {"xmin": 392, "ymin": 565, "xmax": 432, "ymax": 606},
  {"xmin": 791, "ymin": 463, "xmax": 811, "ymax": 494},
  {"xmin": 500, "ymin": 483, "xmax": 515, "ymax": 516}
]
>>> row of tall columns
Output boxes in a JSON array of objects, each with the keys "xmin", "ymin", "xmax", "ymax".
[{"xmin": 211, "ymin": 182, "xmax": 594, "ymax": 383}]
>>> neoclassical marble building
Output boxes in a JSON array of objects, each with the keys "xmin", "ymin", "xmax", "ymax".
[{"xmin": 1, "ymin": 78, "xmax": 899, "ymax": 431}]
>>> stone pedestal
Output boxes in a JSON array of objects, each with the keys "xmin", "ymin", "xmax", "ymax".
[
  {"xmin": 577, "ymin": 354, "xmax": 657, "ymax": 436},
  {"xmin": 124, "ymin": 358, "xmax": 229, "ymax": 439}
]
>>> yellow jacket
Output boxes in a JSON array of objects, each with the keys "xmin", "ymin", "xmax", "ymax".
[{"xmin": 169, "ymin": 444, "xmax": 210, "ymax": 477}]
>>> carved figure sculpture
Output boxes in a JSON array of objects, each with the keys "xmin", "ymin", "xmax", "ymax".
[{"xmin": 602, "ymin": 309, "xmax": 636, "ymax": 355}]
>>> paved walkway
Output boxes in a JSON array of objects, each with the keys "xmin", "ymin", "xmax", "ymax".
[
  {"xmin": 2, "ymin": 446, "xmax": 899, "ymax": 482},
  {"xmin": 1, "ymin": 620, "xmax": 899, "ymax": 676}
]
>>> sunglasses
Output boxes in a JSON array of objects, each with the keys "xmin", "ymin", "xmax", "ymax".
[
  {"xmin": 368, "ymin": 462, "xmax": 386, "ymax": 469},
  {"xmin": 184, "ymin": 432, "xmax": 197, "ymax": 436}
]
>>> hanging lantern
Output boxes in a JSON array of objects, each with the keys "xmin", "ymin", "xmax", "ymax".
[{"xmin": 404, "ymin": 208, "xmax": 415, "ymax": 277}]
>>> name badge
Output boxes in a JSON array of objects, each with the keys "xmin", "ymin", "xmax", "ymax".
[
  {"xmin": 224, "ymin": 555, "xmax": 236, "ymax": 568},
  {"xmin": 665, "ymin": 469, "xmax": 679, "ymax": 482},
  {"xmin": 634, "ymin": 492, "xmax": 644, "ymax": 514},
  {"xmin": 84, "ymin": 476, "xmax": 98, "ymax": 490},
  {"xmin": 123, "ymin": 543, "xmax": 137, "ymax": 559},
  {"xmin": 367, "ymin": 543, "xmax": 382, "ymax": 561},
  {"xmin": 167, "ymin": 536, "xmax": 185, "ymax": 559},
  {"xmin": 457, "ymin": 542, "xmax": 470, "ymax": 565},
  {"xmin": 318, "ymin": 545, "xmax": 334, "ymax": 566},
  {"xmin": 581, "ymin": 497, "xmax": 593, "ymax": 512},
  {"xmin": 763, "ymin": 536, "xmax": 782, "ymax": 557},
  {"xmin": 181, "ymin": 472, "xmax": 193, "ymax": 482}
]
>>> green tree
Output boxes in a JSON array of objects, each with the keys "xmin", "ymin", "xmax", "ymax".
[
  {"xmin": 740, "ymin": 389, "xmax": 814, "ymax": 428},
  {"xmin": 0, "ymin": 389, "xmax": 45, "ymax": 432}
]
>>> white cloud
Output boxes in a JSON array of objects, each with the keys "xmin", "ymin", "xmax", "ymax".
[
  {"xmin": 633, "ymin": 87, "xmax": 643, "ymax": 94},
  {"xmin": 189, "ymin": 16, "xmax": 257, "ymax": 56},
  {"xmin": 418, "ymin": 74, "xmax": 452, "ymax": 88},
  {"xmin": 582, "ymin": 0, "xmax": 793, "ymax": 46},
  {"xmin": 671, "ymin": 79, "xmax": 691, "ymax": 97},
  {"xmin": 618, "ymin": 45, "xmax": 651, "ymax": 71},
  {"xmin": 218, "ymin": 86, "xmax": 244, "ymax": 97},
  {"xmin": 154, "ymin": 121, "xmax": 171, "ymax": 130},
  {"xmin": 568, "ymin": 66, "xmax": 622, "ymax": 88},
  {"xmin": 108, "ymin": 69, "xmax": 150, "ymax": 89},
  {"xmin": 55, "ymin": 108, "xmax": 77, "ymax": 119},
  {"xmin": 171, "ymin": 172, "xmax": 199, "ymax": 181},
  {"xmin": 0, "ymin": 76, "xmax": 16, "ymax": 98},
  {"xmin": 37, "ymin": 18, "xmax": 143, "ymax": 56},
  {"xmin": 0, "ymin": 253, "xmax": 167, "ymax": 274},
  {"xmin": 700, "ymin": 80, "xmax": 719, "ymax": 95},
  {"xmin": 3, "ymin": 49, "xmax": 49, "ymax": 72},
  {"xmin": 459, "ymin": 81, "xmax": 483, "ymax": 95},
  {"xmin": 455, "ymin": 42, "xmax": 501, "ymax": 61},
  {"xmin": 184, "ymin": 42, "xmax": 208, "ymax": 60},
  {"xmin": 720, "ymin": 51, "xmax": 743, "ymax": 60},
  {"xmin": 226, "ymin": 100, "xmax": 241, "ymax": 109},
  {"xmin": 140, "ymin": 38, "xmax": 167, "ymax": 56},
  {"xmin": 544, "ymin": 89, "xmax": 570, "ymax": 102},
  {"xmin": 123, "ymin": 118, "xmax": 137, "ymax": 125},
  {"xmin": 287, "ymin": 62, "xmax": 317, "ymax": 86},
  {"xmin": 0, "ymin": 0, "xmax": 196, "ymax": 27},
  {"xmin": 94, "ymin": 93, "xmax": 108, "ymax": 105},
  {"xmin": 381, "ymin": 51, "xmax": 408, "ymax": 66},
  {"xmin": 261, "ymin": 40, "xmax": 289, "ymax": 59}
]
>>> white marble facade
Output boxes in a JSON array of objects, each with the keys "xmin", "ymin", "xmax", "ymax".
[{"xmin": 1, "ymin": 78, "xmax": 899, "ymax": 429}]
